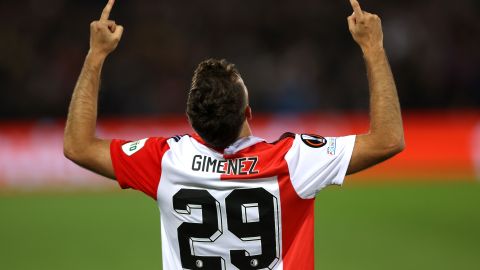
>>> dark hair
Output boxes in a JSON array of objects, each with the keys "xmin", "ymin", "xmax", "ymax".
[{"xmin": 186, "ymin": 59, "xmax": 247, "ymax": 149}]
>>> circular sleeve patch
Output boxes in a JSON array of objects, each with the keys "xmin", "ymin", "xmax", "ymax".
[{"xmin": 300, "ymin": 134, "xmax": 327, "ymax": 148}]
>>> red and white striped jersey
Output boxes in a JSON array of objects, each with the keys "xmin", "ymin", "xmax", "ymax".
[{"xmin": 110, "ymin": 133, "xmax": 355, "ymax": 270}]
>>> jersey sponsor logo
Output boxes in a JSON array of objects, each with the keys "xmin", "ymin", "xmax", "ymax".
[
  {"xmin": 300, "ymin": 134, "xmax": 327, "ymax": 148},
  {"xmin": 121, "ymin": 138, "xmax": 148, "ymax": 156},
  {"xmin": 327, "ymin": 138, "xmax": 337, "ymax": 155},
  {"xmin": 192, "ymin": 155, "xmax": 259, "ymax": 175}
]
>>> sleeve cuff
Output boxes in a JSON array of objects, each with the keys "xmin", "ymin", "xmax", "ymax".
[
  {"xmin": 110, "ymin": 139, "xmax": 130, "ymax": 189},
  {"xmin": 332, "ymin": 135, "xmax": 356, "ymax": 186}
]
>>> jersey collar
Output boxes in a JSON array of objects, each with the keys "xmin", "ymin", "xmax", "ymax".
[
  {"xmin": 191, "ymin": 134, "xmax": 265, "ymax": 155},
  {"xmin": 224, "ymin": 136, "xmax": 265, "ymax": 155}
]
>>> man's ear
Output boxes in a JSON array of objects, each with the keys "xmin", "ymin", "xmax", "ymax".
[{"xmin": 245, "ymin": 105, "xmax": 252, "ymax": 120}]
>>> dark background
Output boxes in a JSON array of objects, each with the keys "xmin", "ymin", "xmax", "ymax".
[{"xmin": 1, "ymin": 0, "xmax": 479, "ymax": 119}]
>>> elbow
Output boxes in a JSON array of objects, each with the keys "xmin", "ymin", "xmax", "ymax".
[
  {"xmin": 63, "ymin": 136, "xmax": 100, "ymax": 166},
  {"xmin": 63, "ymin": 139, "xmax": 84, "ymax": 164},
  {"xmin": 384, "ymin": 136, "xmax": 406, "ymax": 158},
  {"xmin": 63, "ymin": 142, "xmax": 77, "ymax": 162},
  {"xmin": 63, "ymin": 146, "xmax": 75, "ymax": 162}
]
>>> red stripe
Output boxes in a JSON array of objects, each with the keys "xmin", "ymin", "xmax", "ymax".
[
  {"xmin": 278, "ymin": 169, "xmax": 315, "ymax": 269},
  {"xmin": 217, "ymin": 137, "xmax": 316, "ymax": 268}
]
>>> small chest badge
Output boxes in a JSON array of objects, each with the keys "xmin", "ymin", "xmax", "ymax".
[{"xmin": 300, "ymin": 134, "xmax": 327, "ymax": 148}]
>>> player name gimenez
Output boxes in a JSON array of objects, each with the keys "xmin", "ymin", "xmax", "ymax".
[{"xmin": 191, "ymin": 154, "xmax": 259, "ymax": 175}]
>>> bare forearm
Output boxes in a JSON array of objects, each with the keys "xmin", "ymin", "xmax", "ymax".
[
  {"xmin": 346, "ymin": 0, "xmax": 404, "ymax": 174},
  {"xmin": 63, "ymin": 0, "xmax": 121, "ymax": 179},
  {"xmin": 364, "ymin": 48, "xmax": 404, "ymax": 148},
  {"xmin": 64, "ymin": 52, "xmax": 105, "ymax": 156}
]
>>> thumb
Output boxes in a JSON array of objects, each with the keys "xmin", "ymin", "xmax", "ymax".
[
  {"xmin": 347, "ymin": 14, "xmax": 356, "ymax": 32},
  {"xmin": 113, "ymin": 25, "xmax": 124, "ymax": 40},
  {"xmin": 107, "ymin": 21, "xmax": 116, "ymax": 33}
]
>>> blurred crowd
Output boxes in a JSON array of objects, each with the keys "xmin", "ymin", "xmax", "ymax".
[{"xmin": 1, "ymin": 0, "xmax": 479, "ymax": 119}]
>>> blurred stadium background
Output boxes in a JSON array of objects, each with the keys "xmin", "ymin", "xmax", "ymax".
[{"xmin": 1, "ymin": 0, "xmax": 479, "ymax": 269}]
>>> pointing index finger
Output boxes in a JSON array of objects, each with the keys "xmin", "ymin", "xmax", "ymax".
[
  {"xmin": 100, "ymin": 0, "xmax": 115, "ymax": 21},
  {"xmin": 349, "ymin": 0, "xmax": 363, "ymax": 17}
]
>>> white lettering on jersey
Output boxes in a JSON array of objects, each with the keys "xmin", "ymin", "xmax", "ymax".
[{"xmin": 121, "ymin": 138, "xmax": 148, "ymax": 156}]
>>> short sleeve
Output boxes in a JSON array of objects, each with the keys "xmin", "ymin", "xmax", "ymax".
[
  {"xmin": 110, "ymin": 137, "xmax": 170, "ymax": 200},
  {"xmin": 284, "ymin": 134, "xmax": 356, "ymax": 199}
]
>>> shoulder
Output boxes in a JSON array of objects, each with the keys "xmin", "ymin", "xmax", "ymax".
[
  {"xmin": 271, "ymin": 132, "xmax": 296, "ymax": 144},
  {"xmin": 238, "ymin": 132, "xmax": 297, "ymax": 157},
  {"xmin": 269, "ymin": 132, "xmax": 328, "ymax": 151},
  {"xmin": 112, "ymin": 134, "xmax": 195, "ymax": 157}
]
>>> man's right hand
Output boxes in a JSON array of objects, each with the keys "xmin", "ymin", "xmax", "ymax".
[
  {"xmin": 89, "ymin": 0, "xmax": 124, "ymax": 57},
  {"xmin": 347, "ymin": 0, "xmax": 383, "ymax": 53}
]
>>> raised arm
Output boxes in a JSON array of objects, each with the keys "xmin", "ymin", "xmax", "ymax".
[
  {"xmin": 346, "ymin": 0, "xmax": 405, "ymax": 174},
  {"xmin": 63, "ymin": 0, "xmax": 123, "ymax": 179}
]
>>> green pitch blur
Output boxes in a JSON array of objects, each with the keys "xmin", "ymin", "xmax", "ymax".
[{"xmin": 1, "ymin": 182, "xmax": 479, "ymax": 270}]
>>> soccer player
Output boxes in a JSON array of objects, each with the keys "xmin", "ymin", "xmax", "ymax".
[{"xmin": 64, "ymin": 0, "xmax": 404, "ymax": 269}]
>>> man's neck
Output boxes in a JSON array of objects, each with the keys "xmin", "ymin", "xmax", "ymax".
[{"xmin": 238, "ymin": 121, "xmax": 252, "ymax": 139}]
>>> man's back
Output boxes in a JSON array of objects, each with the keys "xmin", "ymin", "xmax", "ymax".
[{"xmin": 110, "ymin": 133, "xmax": 355, "ymax": 269}]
